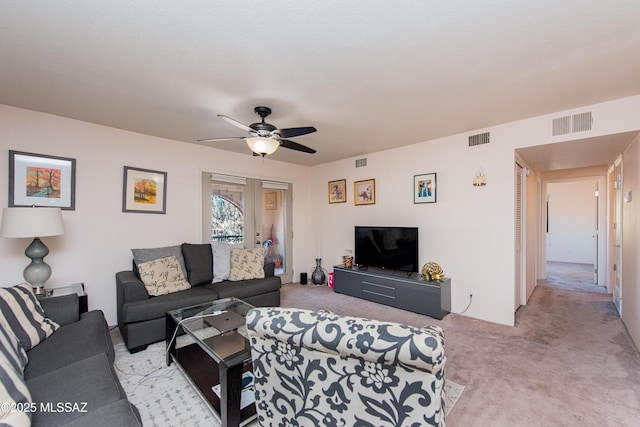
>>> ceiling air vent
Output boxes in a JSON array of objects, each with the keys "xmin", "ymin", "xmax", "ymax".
[
  {"xmin": 552, "ymin": 116, "xmax": 572, "ymax": 136},
  {"xmin": 552, "ymin": 111, "xmax": 593, "ymax": 136},
  {"xmin": 469, "ymin": 132, "xmax": 490, "ymax": 147},
  {"xmin": 355, "ymin": 158, "xmax": 367, "ymax": 168},
  {"xmin": 572, "ymin": 112, "xmax": 593, "ymax": 132}
]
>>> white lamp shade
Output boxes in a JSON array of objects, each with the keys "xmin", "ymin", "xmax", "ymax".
[
  {"xmin": 1, "ymin": 207, "xmax": 64, "ymax": 238},
  {"xmin": 246, "ymin": 137, "xmax": 280, "ymax": 155}
]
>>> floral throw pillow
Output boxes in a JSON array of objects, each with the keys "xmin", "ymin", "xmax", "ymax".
[
  {"xmin": 229, "ymin": 248, "xmax": 265, "ymax": 281},
  {"xmin": 137, "ymin": 256, "xmax": 191, "ymax": 296}
]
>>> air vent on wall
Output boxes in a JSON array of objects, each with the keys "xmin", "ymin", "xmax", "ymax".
[
  {"xmin": 355, "ymin": 158, "xmax": 367, "ymax": 168},
  {"xmin": 552, "ymin": 111, "xmax": 593, "ymax": 136},
  {"xmin": 572, "ymin": 112, "xmax": 593, "ymax": 132},
  {"xmin": 469, "ymin": 132, "xmax": 490, "ymax": 147}
]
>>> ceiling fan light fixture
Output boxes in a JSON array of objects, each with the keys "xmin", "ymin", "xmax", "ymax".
[{"xmin": 246, "ymin": 137, "xmax": 280, "ymax": 156}]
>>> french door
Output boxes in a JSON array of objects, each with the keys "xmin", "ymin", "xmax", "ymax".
[{"xmin": 203, "ymin": 173, "xmax": 293, "ymax": 284}]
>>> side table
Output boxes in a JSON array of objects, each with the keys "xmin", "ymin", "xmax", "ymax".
[{"xmin": 39, "ymin": 283, "xmax": 88, "ymax": 313}]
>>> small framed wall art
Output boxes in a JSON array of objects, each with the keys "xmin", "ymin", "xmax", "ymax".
[
  {"xmin": 8, "ymin": 150, "xmax": 76, "ymax": 210},
  {"xmin": 328, "ymin": 179, "xmax": 346, "ymax": 204},
  {"xmin": 354, "ymin": 178, "xmax": 375, "ymax": 205},
  {"xmin": 265, "ymin": 192, "xmax": 277, "ymax": 210},
  {"xmin": 414, "ymin": 173, "xmax": 437, "ymax": 204},
  {"xmin": 122, "ymin": 166, "xmax": 167, "ymax": 214}
]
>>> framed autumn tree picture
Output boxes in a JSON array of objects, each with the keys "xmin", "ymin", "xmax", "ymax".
[
  {"xmin": 8, "ymin": 150, "xmax": 76, "ymax": 210},
  {"xmin": 122, "ymin": 166, "xmax": 167, "ymax": 214}
]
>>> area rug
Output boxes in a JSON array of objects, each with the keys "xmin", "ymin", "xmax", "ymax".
[{"xmin": 112, "ymin": 329, "xmax": 464, "ymax": 426}]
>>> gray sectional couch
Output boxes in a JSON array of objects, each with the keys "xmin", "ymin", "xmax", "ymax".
[
  {"xmin": 116, "ymin": 242, "xmax": 281, "ymax": 353},
  {"xmin": 13, "ymin": 293, "xmax": 141, "ymax": 426}
]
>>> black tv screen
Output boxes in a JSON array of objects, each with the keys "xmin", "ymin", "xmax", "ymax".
[{"xmin": 354, "ymin": 226, "xmax": 419, "ymax": 272}]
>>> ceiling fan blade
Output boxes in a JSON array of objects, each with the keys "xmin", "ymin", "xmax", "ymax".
[
  {"xmin": 280, "ymin": 139, "xmax": 316, "ymax": 154},
  {"xmin": 197, "ymin": 136, "xmax": 245, "ymax": 142},
  {"xmin": 277, "ymin": 126, "xmax": 317, "ymax": 138},
  {"xmin": 217, "ymin": 115, "xmax": 253, "ymax": 132}
]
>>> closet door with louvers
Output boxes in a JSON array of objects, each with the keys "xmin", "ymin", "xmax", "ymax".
[{"xmin": 515, "ymin": 162, "xmax": 525, "ymax": 311}]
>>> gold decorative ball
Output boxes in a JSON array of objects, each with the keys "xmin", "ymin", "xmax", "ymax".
[{"xmin": 421, "ymin": 262, "xmax": 445, "ymax": 281}]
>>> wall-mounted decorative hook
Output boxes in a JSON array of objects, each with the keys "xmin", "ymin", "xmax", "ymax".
[{"xmin": 473, "ymin": 168, "xmax": 487, "ymax": 186}]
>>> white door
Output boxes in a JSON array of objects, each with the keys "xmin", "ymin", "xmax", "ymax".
[
  {"xmin": 514, "ymin": 162, "xmax": 525, "ymax": 311},
  {"xmin": 613, "ymin": 160, "xmax": 623, "ymax": 314},
  {"xmin": 593, "ymin": 181, "xmax": 599, "ymax": 284}
]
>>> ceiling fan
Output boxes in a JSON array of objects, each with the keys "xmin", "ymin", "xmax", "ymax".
[{"xmin": 198, "ymin": 106, "xmax": 317, "ymax": 156}]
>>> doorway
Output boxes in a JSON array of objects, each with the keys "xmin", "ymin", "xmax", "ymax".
[
  {"xmin": 540, "ymin": 261, "xmax": 607, "ymax": 293},
  {"xmin": 542, "ymin": 176, "xmax": 607, "ymax": 289},
  {"xmin": 203, "ymin": 173, "xmax": 293, "ymax": 284}
]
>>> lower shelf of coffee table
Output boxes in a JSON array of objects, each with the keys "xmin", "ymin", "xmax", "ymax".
[{"xmin": 174, "ymin": 343, "xmax": 256, "ymax": 424}]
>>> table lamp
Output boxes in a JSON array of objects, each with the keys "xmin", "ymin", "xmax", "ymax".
[{"xmin": 1, "ymin": 207, "xmax": 65, "ymax": 295}]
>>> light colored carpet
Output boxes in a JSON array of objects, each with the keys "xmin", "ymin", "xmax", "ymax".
[
  {"xmin": 113, "ymin": 262, "xmax": 639, "ymax": 426},
  {"xmin": 112, "ymin": 328, "xmax": 464, "ymax": 426},
  {"xmin": 282, "ymin": 263, "xmax": 640, "ymax": 427}
]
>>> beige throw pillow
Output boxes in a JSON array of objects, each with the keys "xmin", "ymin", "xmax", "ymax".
[
  {"xmin": 211, "ymin": 241, "xmax": 243, "ymax": 283},
  {"xmin": 137, "ymin": 256, "xmax": 191, "ymax": 296},
  {"xmin": 229, "ymin": 248, "xmax": 265, "ymax": 281}
]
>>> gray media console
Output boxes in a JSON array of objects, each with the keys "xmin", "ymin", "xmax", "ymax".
[{"xmin": 333, "ymin": 265, "xmax": 451, "ymax": 319}]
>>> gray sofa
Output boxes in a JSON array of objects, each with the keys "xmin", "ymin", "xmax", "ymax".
[
  {"xmin": 19, "ymin": 294, "xmax": 141, "ymax": 426},
  {"xmin": 116, "ymin": 243, "xmax": 281, "ymax": 353}
]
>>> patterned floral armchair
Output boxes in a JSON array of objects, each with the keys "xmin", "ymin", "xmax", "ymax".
[{"xmin": 245, "ymin": 307, "xmax": 447, "ymax": 426}]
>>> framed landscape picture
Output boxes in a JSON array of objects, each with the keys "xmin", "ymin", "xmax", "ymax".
[
  {"xmin": 8, "ymin": 150, "xmax": 76, "ymax": 210},
  {"xmin": 328, "ymin": 179, "xmax": 346, "ymax": 204},
  {"xmin": 354, "ymin": 178, "xmax": 375, "ymax": 205},
  {"xmin": 122, "ymin": 166, "xmax": 167, "ymax": 214},
  {"xmin": 414, "ymin": 173, "xmax": 436, "ymax": 204}
]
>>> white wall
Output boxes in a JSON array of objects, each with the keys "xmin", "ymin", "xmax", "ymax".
[
  {"xmin": 311, "ymin": 95, "xmax": 640, "ymax": 327},
  {"xmin": 311, "ymin": 133, "xmax": 516, "ymax": 325},
  {"xmin": 546, "ymin": 180, "xmax": 597, "ymax": 264},
  {"xmin": 2, "ymin": 94, "xmax": 640, "ymax": 335},
  {"xmin": 0, "ymin": 105, "xmax": 313, "ymax": 325},
  {"xmin": 622, "ymin": 135, "xmax": 640, "ymax": 349}
]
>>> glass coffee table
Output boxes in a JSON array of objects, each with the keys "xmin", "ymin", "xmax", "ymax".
[{"xmin": 166, "ymin": 297, "xmax": 255, "ymax": 427}]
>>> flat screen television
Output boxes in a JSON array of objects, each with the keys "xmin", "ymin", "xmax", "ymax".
[{"xmin": 354, "ymin": 226, "xmax": 419, "ymax": 272}]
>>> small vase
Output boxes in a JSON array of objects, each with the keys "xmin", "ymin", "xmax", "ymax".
[{"xmin": 311, "ymin": 258, "xmax": 326, "ymax": 285}]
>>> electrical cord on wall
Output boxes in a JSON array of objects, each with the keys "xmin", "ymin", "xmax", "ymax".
[{"xmin": 451, "ymin": 294, "xmax": 473, "ymax": 315}]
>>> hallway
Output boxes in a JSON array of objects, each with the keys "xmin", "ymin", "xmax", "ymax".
[{"xmin": 538, "ymin": 261, "xmax": 608, "ymax": 294}]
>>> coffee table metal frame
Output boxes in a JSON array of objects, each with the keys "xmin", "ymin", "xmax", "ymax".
[{"xmin": 166, "ymin": 297, "xmax": 255, "ymax": 427}]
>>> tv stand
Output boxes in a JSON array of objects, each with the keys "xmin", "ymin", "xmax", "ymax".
[{"xmin": 333, "ymin": 266, "xmax": 451, "ymax": 319}]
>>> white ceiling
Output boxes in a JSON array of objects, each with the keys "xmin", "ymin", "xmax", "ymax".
[
  {"xmin": 516, "ymin": 131, "xmax": 638, "ymax": 171},
  {"xmin": 1, "ymin": 1, "xmax": 640, "ymax": 167}
]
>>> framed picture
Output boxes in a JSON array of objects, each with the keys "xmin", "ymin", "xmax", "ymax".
[
  {"xmin": 354, "ymin": 179, "xmax": 375, "ymax": 205},
  {"xmin": 8, "ymin": 150, "xmax": 76, "ymax": 210},
  {"xmin": 328, "ymin": 179, "xmax": 346, "ymax": 204},
  {"xmin": 122, "ymin": 166, "xmax": 167, "ymax": 214},
  {"xmin": 414, "ymin": 173, "xmax": 437, "ymax": 204},
  {"xmin": 265, "ymin": 192, "xmax": 277, "ymax": 210}
]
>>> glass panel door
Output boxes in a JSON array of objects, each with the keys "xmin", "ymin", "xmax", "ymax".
[
  {"xmin": 210, "ymin": 180, "xmax": 245, "ymax": 244},
  {"xmin": 262, "ymin": 188, "xmax": 285, "ymax": 276},
  {"xmin": 205, "ymin": 174, "xmax": 293, "ymax": 284},
  {"xmin": 259, "ymin": 181, "xmax": 292, "ymax": 284}
]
